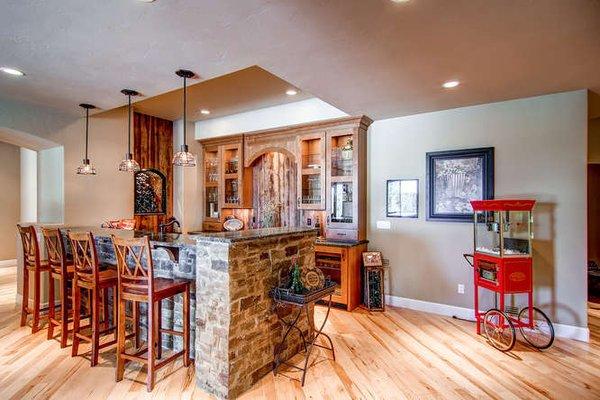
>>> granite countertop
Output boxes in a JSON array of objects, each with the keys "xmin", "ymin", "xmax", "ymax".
[
  {"xmin": 188, "ymin": 227, "xmax": 318, "ymax": 243},
  {"xmin": 60, "ymin": 226, "xmax": 319, "ymax": 246},
  {"xmin": 60, "ymin": 226, "xmax": 197, "ymax": 247},
  {"xmin": 315, "ymin": 238, "xmax": 369, "ymax": 247}
]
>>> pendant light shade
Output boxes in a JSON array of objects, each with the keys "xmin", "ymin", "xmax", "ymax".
[
  {"xmin": 172, "ymin": 69, "xmax": 197, "ymax": 167},
  {"xmin": 118, "ymin": 89, "xmax": 141, "ymax": 172},
  {"xmin": 76, "ymin": 103, "xmax": 97, "ymax": 175}
]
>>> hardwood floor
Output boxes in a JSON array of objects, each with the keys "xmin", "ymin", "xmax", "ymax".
[{"xmin": 1, "ymin": 264, "xmax": 599, "ymax": 399}]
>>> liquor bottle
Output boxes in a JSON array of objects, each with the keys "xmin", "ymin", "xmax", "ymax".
[{"xmin": 289, "ymin": 257, "xmax": 304, "ymax": 294}]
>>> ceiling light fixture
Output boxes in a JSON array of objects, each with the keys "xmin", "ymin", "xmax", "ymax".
[
  {"xmin": 200, "ymin": 109, "xmax": 210, "ymax": 115},
  {"xmin": 442, "ymin": 80, "xmax": 460, "ymax": 89},
  {"xmin": 286, "ymin": 89, "xmax": 298, "ymax": 96},
  {"xmin": 172, "ymin": 69, "xmax": 197, "ymax": 167},
  {"xmin": 76, "ymin": 103, "xmax": 97, "ymax": 175},
  {"xmin": 118, "ymin": 89, "xmax": 141, "ymax": 173},
  {"xmin": 0, "ymin": 67, "xmax": 25, "ymax": 76}
]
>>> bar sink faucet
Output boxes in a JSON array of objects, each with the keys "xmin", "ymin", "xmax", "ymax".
[{"xmin": 159, "ymin": 217, "xmax": 181, "ymax": 235}]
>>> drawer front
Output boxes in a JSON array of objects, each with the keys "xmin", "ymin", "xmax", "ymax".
[
  {"xmin": 202, "ymin": 221, "xmax": 223, "ymax": 232},
  {"xmin": 325, "ymin": 228, "xmax": 358, "ymax": 241}
]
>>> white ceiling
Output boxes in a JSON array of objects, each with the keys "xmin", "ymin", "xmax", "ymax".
[{"xmin": 1, "ymin": 0, "xmax": 599, "ymax": 120}]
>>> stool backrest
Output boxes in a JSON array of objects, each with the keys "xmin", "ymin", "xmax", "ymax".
[
  {"xmin": 17, "ymin": 224, "xmax": 40, "ymax": 268},
  {"xmin": 42, "ymin": 227, "xmax": 68, "ymax": 275},
  {"xmin": 68, "ymin": 231, "xmax": 100, "ymax": 284},
  {"xmin": 112, "ymin": 235, "xmax": 154, "ymax": 298}
]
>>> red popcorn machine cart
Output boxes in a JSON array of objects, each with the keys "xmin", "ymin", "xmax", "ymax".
[{"xmin": 465, "ymin": 199, "xmax": 554, "ymax": 352}]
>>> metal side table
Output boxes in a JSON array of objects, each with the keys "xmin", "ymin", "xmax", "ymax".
[{"xmin": 271, "ymin": 282, "xmax": 336, "ymax": 386}]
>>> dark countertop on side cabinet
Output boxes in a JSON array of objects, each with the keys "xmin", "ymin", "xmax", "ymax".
[
  {"xmin": 188, "ymin": 227, "xmax": 318, "ymax": 243},
  {"xmin": 315, "ymin": 239, "xmax": 369, "ymax": 248}
]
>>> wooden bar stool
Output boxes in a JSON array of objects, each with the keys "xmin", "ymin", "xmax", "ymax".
[
  {"xmin": 18, "ymin": 224, "xmax": 50, "ymax": 333},
  {"xmin": 112, "ymin": 235, "xmax": 190, "ymax": 392},
  {"xmin": 42, "ymin": 227, "xmax": 75, "ymax": 348},
  {"xmin": 68, "ymin": 231, "xmax": 118, "ymax": 366}
]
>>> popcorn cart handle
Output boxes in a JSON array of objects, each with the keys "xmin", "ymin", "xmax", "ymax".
[{"xmin": 463, "ymin": 253, "xmax": 474, "ymax": 268}]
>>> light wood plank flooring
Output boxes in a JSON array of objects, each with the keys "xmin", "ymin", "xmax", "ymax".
[{"xmin": 1, "ymin": 265, "xmax": 599, "ymax": 399}]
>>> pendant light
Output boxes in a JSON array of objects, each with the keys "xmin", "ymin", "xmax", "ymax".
[
  {"xmin": 118, "ymin": 89, "xmax": 141, "ymax": 172},
  {"xmin": 172, "ymin": 69, "xmax": 197, "ymax": 167},
  {"xmin": 76, "ymin": 103, "xmax": 97, "ymax": 175}
]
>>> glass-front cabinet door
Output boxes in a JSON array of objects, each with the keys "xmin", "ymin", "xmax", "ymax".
[
  {"xmin": 221, "ymin": 143, "xmax": 242, "ymax": 207},
  {"xmin": 204, "ymin": 146, "xmax": 220, "ymax": 220},
  {"xmin": 297, "ymin": 132, "xmax": 325, "ymax": 210},
  {"xmin": 326, "ymin": 129, "xmax": 358, "ymax": 232}
]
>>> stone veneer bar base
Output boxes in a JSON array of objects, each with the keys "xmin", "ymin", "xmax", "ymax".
[{"xmin": 195, "ymin": 230, "xmax": 316, "ymax": 399}]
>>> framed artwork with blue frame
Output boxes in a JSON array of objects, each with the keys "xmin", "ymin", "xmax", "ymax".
[{"xmin": 426, "ymin": 147, "xmax": 494, "ymax": 222}]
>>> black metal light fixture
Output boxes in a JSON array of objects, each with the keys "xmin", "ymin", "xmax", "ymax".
[
  {"xmin": 118, "ymin": 89, "xmax": 141, "ymax": 172},
  {"xmin": 172, "ymin": 69, "xmax": 197, "ymax": 167},
  {"xmin": 76, "ymin": 103, "xmax": 97, "ymax": 175}
]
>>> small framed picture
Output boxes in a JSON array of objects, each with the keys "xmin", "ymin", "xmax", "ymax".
[
  {"xmin": 363, "ymin": 251, "xmax": 383, "ymax": 267},
  {"xmin": 386, "ymin": 179, "xmax": 419, "ymax": 218}
]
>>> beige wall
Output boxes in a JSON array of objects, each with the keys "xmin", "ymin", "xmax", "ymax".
[
  {"xmin": 0, "ymin": 97, "xmax": 133, "ymax": 226},
  {"xmin": 174, "ymin": 119, "xmax": 202, "ymax": 232},
  {"xmin": 51, "ymin": 108, "xmax": 133, "ymax": 225},
  {"xmin": 0, "ymin": 142, "xmax": 20, "ymax": 260},
  {"xmin": 368, "ymin": 90, "xmax": 588, "ymax": 328}
]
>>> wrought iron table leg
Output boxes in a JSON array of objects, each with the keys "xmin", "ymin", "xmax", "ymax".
[
  {"xmin": 300, "ymin": 294, "xmax": 335, "ymax": 386},
  {"xmin": 274, "ymin": 306, "xmax": 305, "ymax": 374}
]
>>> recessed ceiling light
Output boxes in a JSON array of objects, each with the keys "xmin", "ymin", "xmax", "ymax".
[
  {"xmin": 0, "ymin": 67, "xmax": 25, "ymax": 76},
  {"xmin": 137, "ymin": 0, "xmax": 156, "ymax": 2},
  {"xmin": 442, "ymin": 80, "xmax": 460, "ymax": 89},
  {"xmin": 200, "ymin": 109, "xmax": 210, "ymax": 115},
  {"xmin": 391, "ymin": 0, "xmax": 410, "ymax": 3},
  {"xmin": 286, "ymin": 89, "xmax": 298, "ymax": 96}
]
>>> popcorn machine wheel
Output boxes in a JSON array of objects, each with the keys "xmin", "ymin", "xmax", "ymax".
[{"xmin": 467, "ymin": 199, "xmax": 555, "ymax": 352}]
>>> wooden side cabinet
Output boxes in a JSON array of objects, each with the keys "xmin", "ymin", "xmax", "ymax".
[{"xmin": 315, "ymin": 242, "xmax": 368, "ymax": 311}]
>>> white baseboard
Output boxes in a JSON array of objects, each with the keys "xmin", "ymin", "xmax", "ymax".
[
  {"xmin": 552, "ymin": 322, "xmax": 590, "ymax": 342},
  {"xmin": 0, "ymin": 259, "xmax": 17, "ymax": 268},
  {"xmin": 385, "ymin": 294, "xmax": 590, "ymax": 343}
]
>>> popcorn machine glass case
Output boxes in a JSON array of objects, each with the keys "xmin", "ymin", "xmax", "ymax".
[{"xmin": 474, "ymin": 208, "xmax": 532, "ymax": 257}]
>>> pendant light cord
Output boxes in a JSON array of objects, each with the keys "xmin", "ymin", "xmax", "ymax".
[
  {"xmin": 128, "ymin": 94, "xmax": 132, "ymax": 154},
  {"xmin": 85, "ymin": 107, "xmax": 89, "ymax": 160},
  {"xmin": 183, "ymin": 75, "xmax": 187, "ymax": 148}
]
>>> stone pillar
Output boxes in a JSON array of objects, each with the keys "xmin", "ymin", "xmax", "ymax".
[{"xmin": 194, "ymin": 231, "xmax": 316, "ymax": 399}]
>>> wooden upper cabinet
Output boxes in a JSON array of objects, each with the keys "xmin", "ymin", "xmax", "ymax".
[
  {"xmin": 203, "ymin": 145, "xmax": 220, "ymax": 222},
  {"xmin": 297, "ymin": 131, "xmax": 326, "ymax": 210},
  {"xmin": 220, "ymin": 142, "xmax": 243, "ymax": 208},
  {"xmin": 200, "ymin": 116, "xmax": 371, "ymax": 237},
  {"xmin": 326, "ymin": 128, "xmax": 359, "ymax": 235},
  {"xmin": 201, "ymin": 135, "xmax": 252, "ymax": 230}
]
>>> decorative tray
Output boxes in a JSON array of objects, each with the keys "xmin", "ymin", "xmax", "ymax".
[{"xmin": 270, "ymin": 280, "xmax": 336, "ymax": 305}]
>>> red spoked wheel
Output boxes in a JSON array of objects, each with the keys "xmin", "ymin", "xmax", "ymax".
[
  {"xmin": 517, "ymin": 307, "xmax": 555, "ymax": 350},
  {"xmin": 483, "ymin": 308, "xmax": 516, "ymax": 352}
]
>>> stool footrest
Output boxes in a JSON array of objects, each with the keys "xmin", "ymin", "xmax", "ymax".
[{"xmin": 159, "ymin": 328, "xmax": 184, "ymax": 337}]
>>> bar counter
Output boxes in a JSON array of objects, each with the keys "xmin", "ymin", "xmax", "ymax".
[{"xmin": 25, "ymin": 225, "xmax": 318, "ymax": 399}]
